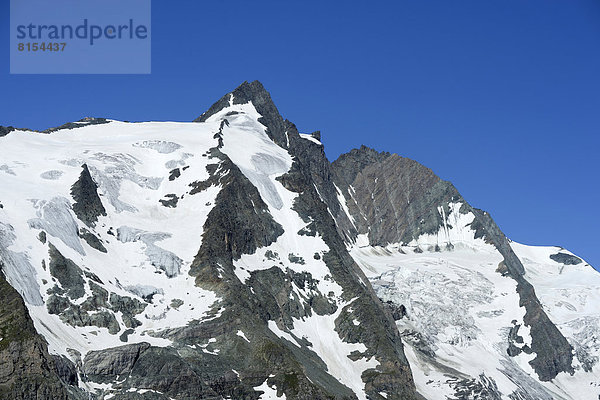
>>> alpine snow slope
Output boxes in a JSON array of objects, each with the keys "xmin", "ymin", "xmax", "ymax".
[{"xmin": 0, "ymin": 81, "xmax": 597, "ymax": 399}]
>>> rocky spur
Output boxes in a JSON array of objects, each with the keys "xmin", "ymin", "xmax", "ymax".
[{"xmin": 15, "ymin": 19, "xmax": 149, "ymax": 46}]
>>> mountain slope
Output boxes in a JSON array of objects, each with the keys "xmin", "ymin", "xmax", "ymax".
[
  {"xmin": 0, "ymin": 81, "xmax": 597, "ymax": 400},
  {"xmin": 331, "ymin": 146, "xmax": 599, "ymax": 399}
]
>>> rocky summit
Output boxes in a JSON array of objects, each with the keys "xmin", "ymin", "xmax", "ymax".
[{"xmin": 0, "ymin": 81, "xmax": 598, "ymax": 400}]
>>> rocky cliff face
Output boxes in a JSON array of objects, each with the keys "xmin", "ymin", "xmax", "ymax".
[
  {"xmin": 0, "ymin": 269, "xmax": 86, "ymax": 399},
  {"xmin": 0, "ymin": 81, "xmax": 597, "ymax": 400}
]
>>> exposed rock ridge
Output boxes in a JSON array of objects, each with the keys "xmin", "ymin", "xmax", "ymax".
[
  {"xmin": 0, "ymin": 118, "xmax": 109, "ymax": 137},
  {"xmin": 284, "ymin": 119, "xmax": 358, "ymax": 243},
  {"xmin": 467, "ymin": 208, "xmax": 574, "ymax": 380},
  {"xmin": 42, "ymin": 118, "xmax": 110, "ymax": 134}
]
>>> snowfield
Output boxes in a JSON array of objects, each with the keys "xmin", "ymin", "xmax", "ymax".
[
  {"xmin": 0, "ymin": 121, "xmax": 223, "ymax": 358},
  {"xmin": 350, "ymin": 204, "xmax": 600, "ymax": 399}
]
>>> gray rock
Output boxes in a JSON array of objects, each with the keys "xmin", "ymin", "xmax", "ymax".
[
  {"xmin": 159, "ymin": 194, "xmax": 179, "ymax": 208},
  {"xmin": 48, "ymin": 243, "xmax": 85, "ymax": 299},
  {"xmin": 79, "ymin": 228, "xmax": 107, "ymax": 253},
  {"xmin": 168, "ymin": 168, "xmax": 181, "ymax": 181},
  {"xmin": 0, "ymin": 270, "xmax": 85, "ymax": 399},
  {"xmin": 288, "ymin": 254, "xmax": 305, "ymax": 265},
  {"xmin": 83, "ymin": 342, "xmax": 150, "ymax": 379},
  {"xmin": 0, "ymin": 126, "xmax": 16, "ymax": 137},
  {"xmin": 550, "ymin": 252, "xmax": 582, "ymax": 265},
  {"xmin": 109, "ymin": 292, "xmax": 145, "ymax": 328},
  {"xmin": 70, "ymin": 164, "xmax": 107, "ymax": 227},
  {"xmin": 331, "ymin": 146, "xmax": 455, "ymax": 246},
  {"xmin": 47, "ymin": 276, "xmax": 146, "ymax": 336},
  {"xmin": 381, "ymin": 300, "xmax": 406, "ymax": 321},
  {"xmin": 52, "ymin": 355, "xmax": 78, "ymax": 386}
]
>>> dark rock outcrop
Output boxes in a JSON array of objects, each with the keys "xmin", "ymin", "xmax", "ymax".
[
  {"xmin": 515, "ymin": 278, "xmax": 574, "ymax": 380},
  {"xmin": 382, "ymin": 300, "xmax": 407, "ymax": 321},
  {"xmin": 46, "ymin": 244, "xmax": 145, "ymax": 336},
  {"xmin": 168, "ymin": 168, "xmax": 181, "ymax": 181},
  {"xmin": 283, "ymin": 120, "xmax": 357, "ymax": 243},
  {"xmin": 550, "ymin": 252, "xmax": 582, "ymax": 265},
  {"xmin": 52, "ymin": 355, "xmax": 79, "ymax": 387},
  {"xmin": 0, "ymin": 126, "xmax": 16, "ymax": 137},
  {"xmin": 48, "ymin": 243, "xmax": 85, "ymax": 300},
  {"xmin": 70, "ymin": 164, "xmax": 106, "ymax": 227},
  {"xmin": 79, "ymin": 228, "xmax": 107, "ymax": 253},
  {"xmin": 83, "ymin": 342, "xmax": 150, "ymax": 381},
  {"xmin": 0, "ymin": 269, "xmax": 84, "ymax": 399},
  {"xmin": 159, "ymin": 194, "xmax": 179, "ymax": 208},
  {"xmin": 467, "ymin": 209, "xmax": 574, "ymax": 380},
  {"xmin": 1, "ymin": 118, "xmax": 109, "ymax": 138}
]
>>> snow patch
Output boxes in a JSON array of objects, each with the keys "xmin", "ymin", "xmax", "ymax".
[
  {"xmin": 299, "ymin": 133, "xmax": 322, "ymax": 145},
  {"xmin": 254, "ymin": 377, "xmax": 286, "ymax": 399},
  {"xmin": 236, "ymin": 330, "xmax": 250, "ymax": 343}
]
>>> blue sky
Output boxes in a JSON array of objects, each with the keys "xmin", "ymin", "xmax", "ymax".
[{"xmin": 1, "ymin": 1, "xmax": 599, "ymax": 268}]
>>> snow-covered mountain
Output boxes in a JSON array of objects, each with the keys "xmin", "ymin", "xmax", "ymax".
[{"xmin": 0, "ymin": 81, "xmax": 598, "ymax": 400}]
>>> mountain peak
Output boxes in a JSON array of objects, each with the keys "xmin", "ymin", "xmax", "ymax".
[
  {"xmin": 194, "ymin": 80, "xmax": 289, "ymax": 148},
  {"xmin": 231, "ymin": 80, "xmax": 272, "ymax": 104},
  {"xmin": 194, "ymin": 80, "xmax": 269, "ymax": 122}
]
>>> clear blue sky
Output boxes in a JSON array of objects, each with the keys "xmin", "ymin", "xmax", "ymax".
[{"xmin": 1, "ymin": 1, "xmax": 599, "ymax": 268}]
